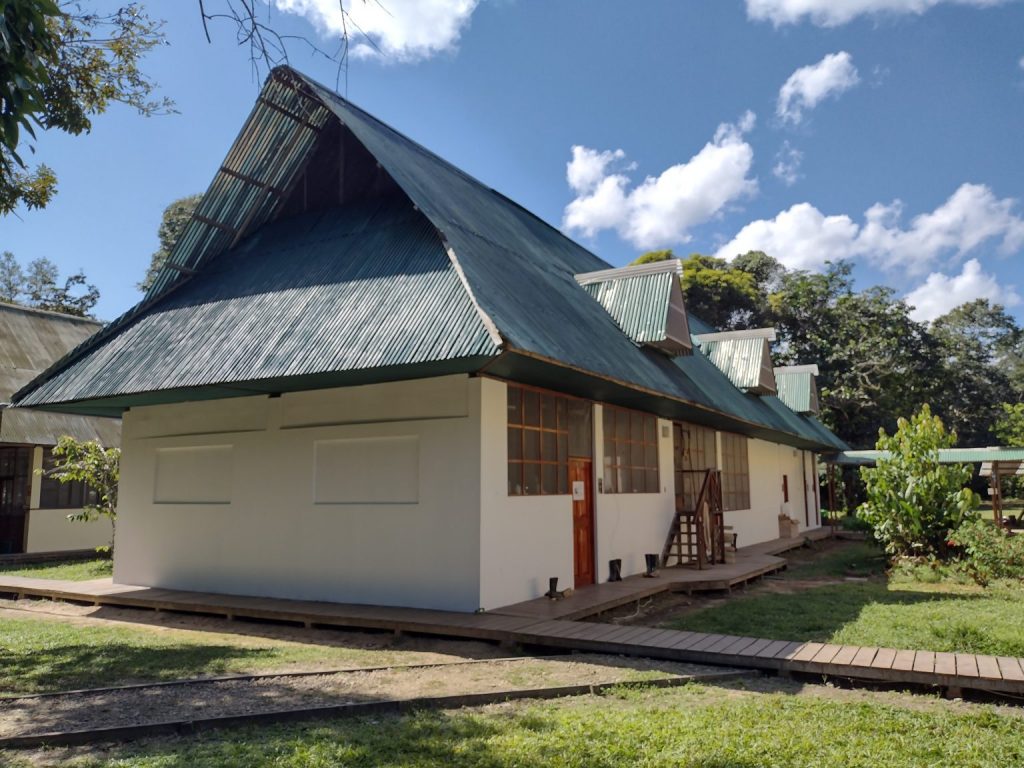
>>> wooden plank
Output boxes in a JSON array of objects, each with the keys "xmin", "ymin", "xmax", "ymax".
[
  {"xmin": 703, "ymin": 635, "xmax": 746, "ymax": 654},
  {"xmin": 635, "ymin": 629, "xmax": 689, "ymax": 649},
  {"xmin": 614, "ymin": 626, "xmax": 666, "ymax": 646},
  {"xmin": 996, "ymin": 657, "xmax": 1024, "ymax": 682},
  {"xmin": 891, "ymin": 650, "xmax": 916, "ymax": 672},
  {"xmin": 850, "ymin": 646, "xmax": 878, "ymax": 668},
  {"xmin": 686, "ymin": 634, "xmax": 728, "ymax": 653},
  {"xmin": 830, "ymin": 645, "xmax": 859, "ymax": 667},
  {"xmin": 667, "ymin": 632, "xmax": 704, "ymax": 650},
  {"xmin": 718, "ymin": 636, "xmax": 760, "ymax": 656},
  {"xmin": 737, "ymin": 638, "xmax": 775, "ymax": 657},
  {"xmin": 976, "ymin": 655, "xmax": 1002, "ymax": 681},
  {"xmin": 758, "ymin": 640, "xmax": 796, "ymax": 659},
  {"xmin": 955, "ymin": 654, "xmax": 978, "ymax": 678},
  {"xmin": 810, "ymin": 644, "xmax": 842, "ymax": 665},
  {"xmin": 934, "ymin": 652, "xmax": 957, "ymax": 676},
  {"xmin": 791, "ymin": 642, "xmax": 825, "ymax": 663},
  {"xmin": 912, "ymin": 650, "xmax": 935, "ymax": 674},
  {"xmin": 872, "ymin": 648, "xmax": 897, "ymax": 670}
]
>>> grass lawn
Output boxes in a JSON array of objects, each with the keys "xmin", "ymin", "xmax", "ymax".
[
  {"xmin": 0, "ymin": 610, "xmax": 480, "ymax": 695},
  {"xmin": 7, "ymin": 682, "xmax": 1023, "ymax": 767},
  {"xmin": 664, "ymin": 541, "xmax": 1024, "ymax": 656},
  {"xmin": 0, "ymin": 558, "xmax": 112, "ymax": 581}
]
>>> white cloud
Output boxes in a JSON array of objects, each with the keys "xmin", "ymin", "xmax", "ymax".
[
  {"xmin": 747, "ymin": 0, "xmax": 1008, "ymax": 27},
  {"xmin": 905, "ymin": 259, "xmax": 1021, "ymax": 322},
  {"xmin": 271, "ymin": 0, "xmax": 479, "ymax": 62},
  {"xmin": 777, "ymin": 52, "xmax": 860, "ymax": 125},
  {"xmin": 772, "ymin": 141, "xmax": 803, "ymax": 186},
  {"xmin": 563, "ymin": 112, "xmax": 758, "ymax": 249},
  {"xmin": 715, "ymin": 183, "xmax": 1024, "ymax": 274}
]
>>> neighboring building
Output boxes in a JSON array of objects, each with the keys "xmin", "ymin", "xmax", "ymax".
[
  {"xmin": 13, "ymin": 67, "xmax": 845, "ymax": 611},
  {"xmin": 0, "ymin": 304, "xmax": 120, "ymax": 555}
]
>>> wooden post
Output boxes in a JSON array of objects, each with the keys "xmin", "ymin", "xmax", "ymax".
[
  {"xmin": 991, "ymin": 463, "xmax": 1003, "ymax": 525},
  {"xmin": 827, "ymin": 463, "xmax": 837, "ymax": 535}
]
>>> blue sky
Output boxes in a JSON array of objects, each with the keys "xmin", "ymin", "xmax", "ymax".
[{"xmin": 2, "ymin": 0, "xmax": 1023, "ymax": 324}]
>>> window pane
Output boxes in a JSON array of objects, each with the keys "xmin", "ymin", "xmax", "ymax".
[
  {"xmin": 645, "ymin": 441, "xmax": 658, "ymax": 470},
  {"xmin": 542, "ymin": 430, "xmax": 557, "ymax": 462},
  {"xmin": 542, "ymin": 464, "xmax": 557, "ymax": 495},
  {"xmin": 645, "ymin": 468, "xmax": 658, "ymax": 493},
  {"xmin": 507, "ymin": 386, "xmax": 522, "ymax": 425},
  {"xmin": 644, "ymin": 416, "xmax": 657, "ymax": 443},
  {"xmin": 524, "ymin": 429, "xmax": 540, "ymax": 461},
  {"xmin": 557, "ymin": 398, "xmax": 568, "ymax": 431},
  {"xmin": 524, "ymin": 463, "xmax": 541, "ymax": 495},
  {"xmin": 524, "ymin": 390, "xmax": 540, "ymax": 426},
  {"xmin": 616, "ymin": 410, "xmax": 629, "ymax": 440},
  {"xmin": 569, "ymin": 400, "xmax": 592, "ymax": 457},
  {"xmin": 558, "ymin": 464, "xmax": 568, "ymax": 495},
  {"xmin": 508, "ymin": 427, "xmax": 522, "ymax": 461},
  {"xmin": 557, "ymin": 432, "xmax": 567, "ymax": 463},
  {"xmin": 508, "ymin": 463, "xmax": 522, "ymax": 495},
  {"xmin": 631, "ymin": 468, "xmax": 644, "ymax": 494},
  {"xmin": 541, "ymin": 394, "xmax": 557, "ymax": 430},
  {"xmin": 630, "ymin": 412, "xmax": 643, "ymax": 442},
  {"xmin": 630, "ymin": 440, "xmax": 643, "ymax": 468}
]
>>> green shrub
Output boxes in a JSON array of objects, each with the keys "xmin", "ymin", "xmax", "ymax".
[
  {"xmin": 857, "ymin": 405, "xmax": 978, "ymax": 558},
  {"xmin": 949, "ymin": 518, "xmax": 1024, "ymax": 585}
]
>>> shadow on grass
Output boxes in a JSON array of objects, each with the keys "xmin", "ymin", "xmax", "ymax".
[{"xmin": 0, "ymin": 642, "xmax": 280, "ymax": 695}]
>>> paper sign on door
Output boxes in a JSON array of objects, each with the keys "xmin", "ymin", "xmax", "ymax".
[{"xmin": 572, "ymin": 481, "xmax": 585, "ymax": 501}]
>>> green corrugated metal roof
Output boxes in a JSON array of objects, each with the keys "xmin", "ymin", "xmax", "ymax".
[
  {"xmin": 831, "ymin": 447, "xmax": 1024, "ymax": 465},
  {"xmin": 16, "ymin": 201, "xmax": 498, "ymax": 407},
  {"xmin": 12, "ymin": 67, "xmax": 846, "ymax": 453},
  {"xmin": 699, "ymin": 337, "xmax": 774, "ymax": 393},
  {"xmin": 582, "ymin": 272, "xmax": 674, "ymax": 345},
  {"xmin": 775, "ymin": 368, "xmax": 819, "ymax": 414}
]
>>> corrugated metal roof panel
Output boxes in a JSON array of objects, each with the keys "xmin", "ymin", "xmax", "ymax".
[
  {"xmin": 775, "ymin": 369, "xmax": 819, "ymax": 414},
  {"xmin": 582, "ymin": 272, "xmax": 673, "ymax": 344},
  {"xmin": 831, "ymin": 447, "xmax": 1024, "ymax": 465},
  {"xmin": 17, "ymin": 202, "xmax": 498, "ymax": 406},
  {"xmin": 699, "ymin": 337, "xmax": 775, "ymax": 393},
  {"xmin": 0, "ymin": 407, "xmax": 120, "ymax": 446}
]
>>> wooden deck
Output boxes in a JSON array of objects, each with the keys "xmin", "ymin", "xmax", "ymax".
[{"xmin": 2, "ymin": 552, "xmax": 1023, "ymax": 698}]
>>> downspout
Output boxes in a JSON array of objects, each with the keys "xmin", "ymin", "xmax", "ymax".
[{"xmin": 801, "ymin": 450, "xmax": 810, "ymax": 527}]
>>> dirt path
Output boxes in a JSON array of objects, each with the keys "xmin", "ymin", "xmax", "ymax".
[{"xmin": 0, "ymin": 656, "xmax": 731, "ymax": 739}]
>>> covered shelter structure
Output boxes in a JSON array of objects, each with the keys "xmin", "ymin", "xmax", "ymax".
[{"xmin": 824, "ymin": 447, "xmax": 1024, "ymax": 524}]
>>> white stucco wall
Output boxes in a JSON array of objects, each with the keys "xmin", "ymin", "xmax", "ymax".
[
  {"xmin": 114, "ymin": 375, "xmax": 483, "ymax": 612},
  {"xmin": 593, "ymin": 406, "xmax": 675, "ymax": 581},
  {"xmin": 478, "ymin": 377, "xmax": 572, "ymax": 610}
]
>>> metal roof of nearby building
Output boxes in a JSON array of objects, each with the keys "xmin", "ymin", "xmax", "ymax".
[
  {"xmin": 12, "ymin": 67, "xmax": 846, "ymax": 453},
  {"xmin": 697, "ymin": 336, "xmax": 776, "ymax": 394},
  {"xmin": 775, "ymin": 367, "xmax": 820, "ymax": 415},
  {"xmin": 0, "ymin": 303, "xmax": 120, "ymax": 445},
  {"xmin": 828, "ymin": 448, "xmax": 1024, "ymax": 466}
]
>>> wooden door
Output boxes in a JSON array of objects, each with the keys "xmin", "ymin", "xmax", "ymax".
[{"xmin": 570, "ymin": 458, "xmax": 594, "ymax": 588}]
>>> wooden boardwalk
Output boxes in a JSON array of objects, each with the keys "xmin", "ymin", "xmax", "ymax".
[{"xmin": 2, "ymin": 566, "xmax": 1023, "ymax": 697}]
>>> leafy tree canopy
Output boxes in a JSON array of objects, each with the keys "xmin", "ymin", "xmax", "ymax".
[
  {"xmin": 139, "ymin": 193, "xmax": 203, "ymax": 292},
  {"xmin": 1, "ymin": 1, "xmax": 170, "ymax": 214},
  {"xmin": 0, "ymin": 251, "xmax": 99, "ymax": 316}
]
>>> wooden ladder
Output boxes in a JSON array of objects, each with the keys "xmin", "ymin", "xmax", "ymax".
[{"xmin": 661, "ymin": 469, "xmax": 726, "ymax": 569}]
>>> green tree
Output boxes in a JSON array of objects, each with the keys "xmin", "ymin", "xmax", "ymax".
[
  {"xmin": 1, "ymin": 1, "xmax": 170, "ymax": 214},
  {"xmin": 39, "ymin": 436, "xmax": 120, "ymax": 553},
  {"xmin": 769, "ymin": 262, "xmax": 937, "ymax": 448},
  {"xmin": 139, "ymin": 193, "xmax": 203, "ymax": 292},
  {"xmin": 994, "ymin": 403, "xmax": 1024, "ymax": 445},
  {"xmin": 24, "ymin": 256, "xmax": 99, "ymax": 316},
  {"xmin": 0, "ymin": 251, "xmax": 25, "ymax": 302},
  {"xmin": 857, "ymin": 405, "xmax": 979, "ymax": 559},
  {"xmin": 929, "ymin": 300, "xmax": 1021, "ymax": 447}
]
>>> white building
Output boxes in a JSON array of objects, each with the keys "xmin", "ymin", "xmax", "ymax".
[{"xmin": 13, "ymin": 67, "xmax": 845, "ymax": 611}]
